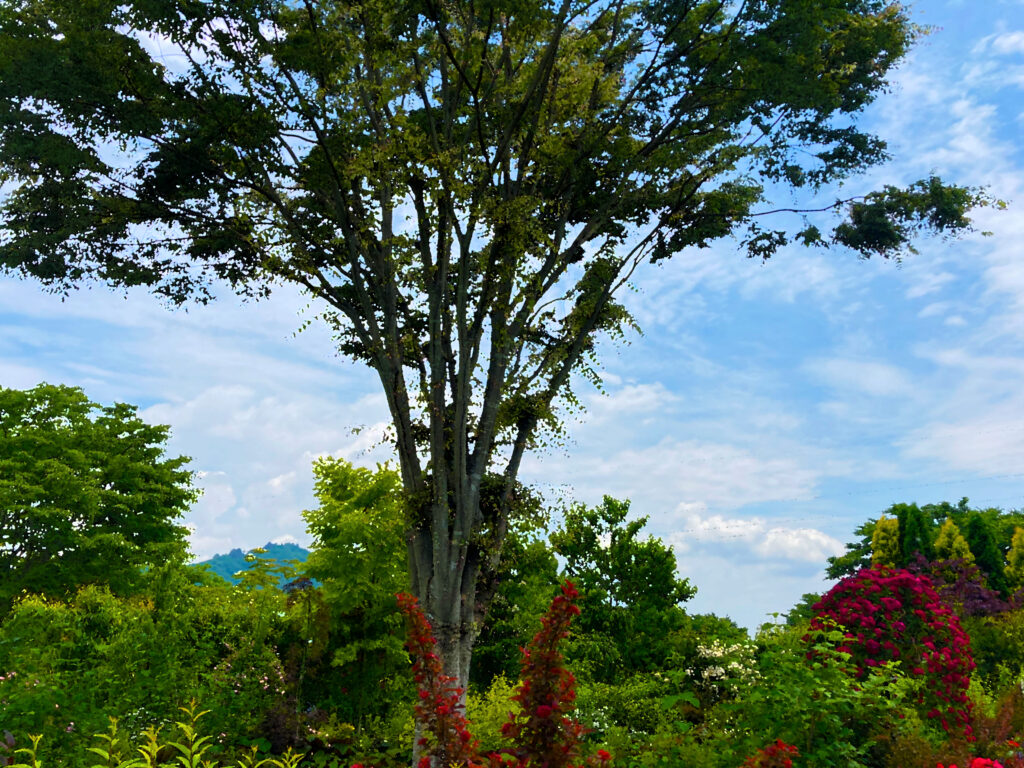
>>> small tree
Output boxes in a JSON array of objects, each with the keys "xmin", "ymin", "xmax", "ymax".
[
  {"xmin": 965, "ymin": 513, "xmax": 1008, "ymax": 596},
  {"xmin": 935, "ymin": 518, "xmax": 975, "ymax": 566},
  {"xmin": 300, "ymin": 458, "xmax": 410, "ymax": 725},
  {"xmin": 871, "ymin": 514, "xmax": 899, "ymax": 568},
  {"xmin": 896, "ymin": 503, "xmax": 935, "ymax": 566},
  {"xmin": 550, "ymin": 497, "xmax": 695, "ymax": 679},
  {"xmin": 0, "ymin": 383, "xmax": 195, "ymax": 614},
  {"xmin": 809, "ymin": 567, "xmax": 976, "ymax": 738},
  {"xmin": 1006, "ymin": 527, "xmax": 1024, "ymax": 592}
]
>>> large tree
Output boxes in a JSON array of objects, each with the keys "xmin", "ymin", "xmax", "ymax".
[
  {"xmin": 0, "ymin": 384, "xmax": 195, "ymax": 613},
  {"xmin": 0, "ymin": 0, "xmax": 989, "ymax": 685}
]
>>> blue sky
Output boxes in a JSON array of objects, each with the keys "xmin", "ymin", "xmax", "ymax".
[{"xmin": 2, "ymin": 0, "xmax": 1023, "ymax": 632}]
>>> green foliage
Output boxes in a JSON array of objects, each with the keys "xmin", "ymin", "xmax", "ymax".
[
  {"xmin": 709, "ymin": 621, "xmax": 917, "ymax": 768},
  {"xmin": 471, "ymin": 530, "xmax": 559, "ymax": 687},
  {"xmin": 896, "ymin": 503, "xmax": 936, "ymax": 565},
  {"xmin": 0, "ymin": 0, "xmax": 992, "ymax": 685},
  {"xmin": 297, "ymin": 459, "xmax": 409, "ymax": 726},
  {"xmin": 1006, "ymin": 527, "xmax": 1024, "ymax": 591},
  {"xmin": 965, "ymin": 512, "xmax": 1009, "ymax": 595},
  {"xmin": 550, "ymin": 497, "xmax": 695, "ymax": 681},
  {"xmin": 935, "ymin": 518, "xmax": 975, "ymax": 566},
  {"xmin": 8, "ymin": 703, "xmax": 313, "ymax": 768},
  {"xmin": 828, "ymin": 499, "xmax": 1023, "ymax": 582},
  {"xmin": 0, "ymin": 574, "xmax": 290, "ymax": 768},
  {"xmin": 872, "ymin": 513, "xmax": 900, "ymax": 567},
  {"xmin": 464, "ymin": 676, "xmax": 522, "ymax": 754},
  {"xmin": 826, "ymin": 518, "xmax": 877, "ymax": 580},
  {"xmin": 0, "ymin": 384, "xmax": 196, "ymax": 614}
]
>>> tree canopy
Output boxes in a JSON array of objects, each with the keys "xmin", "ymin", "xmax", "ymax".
[
  {"xmin": 0, "ymin": 383, "xmax": 195, "ymax": 613},
  {"xmin": 0, "ymin": 0, "xmax": 991, "ymax": 682},
  {"xmin": 551, "ymin": 496, "xmax": 695, "ymax": 679}
]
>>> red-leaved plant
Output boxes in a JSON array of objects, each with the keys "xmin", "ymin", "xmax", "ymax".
[
  {"xmin": 396, "ymin": 591, "xmax": 484, "ymax": 768},
  {"xmin": 739, "ymin": 739, "xmax": 800, "ymax": 768},
  {"xmin": 397, "ymin": 582, "xmax": 611, "ymax": 768}
]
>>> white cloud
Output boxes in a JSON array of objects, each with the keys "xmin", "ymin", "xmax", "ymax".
[
  {"xmin": 0, "ymin": 361, "xmax": 50, "ymax": 390},
  {"xmin": 907, "ymin": 271, "xmax": 956, "ymax": 299},
  {"xmin": 805, "ymin": 357, "xmax": 913, "ymax": 398},
  {"xmin": 665, "ymin": 506, "xmax": 844, "ymax": 564},
  {"xmin": 975, "ymin": 30, "xmax": 1024, "ymax": 55},
  {"xmin": 755, "ymin": 527, "xmax": 845, "ymax": 563},
  {"xmin": 523, "ymin": 436, "xmax": 821, "ymax": 515}
]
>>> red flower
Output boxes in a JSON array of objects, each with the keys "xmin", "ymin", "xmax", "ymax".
[{"xmin": 597, "ymin": 750, "xmax": 611, "ymax": 762}]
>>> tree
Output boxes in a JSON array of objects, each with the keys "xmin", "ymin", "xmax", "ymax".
[
  {"xmin": 894, "ymin": 502, "xmax": 935, "ymax": 565},
  {"xmin": 471, "ymin": 526, "xmax": 560, "ymax": 687},
  {"xmin": 828, "ymin": 499, "xmax": 978, "ymax": 580},
  {"xmin": 934, "ymin": 517, "xmax": 974, "ymax": 565},
  {"xmin": 1006, "ymin": 527, "xmax": 1024, "ymax": 592},
  {"xmin": 870, "ymin": 514, "xmax": 898, "ymax": 568},
  {"xmin": 0, "ymin": 384, "xmax": 195, "ymax": 613},
  {"xmin": 0, "ymin": 0, "xmax": 990, "ymax": 684},
  {"xmin": 964, "ymin": 511, "xmax": 1007, "ymax": 595},
  {"xmin": 299, "ymin": 458, "xmax": 410, "ymax": 725},
  {"xmin": 550, "ymin": 496, "xmax": 695, "ymax": 679}
]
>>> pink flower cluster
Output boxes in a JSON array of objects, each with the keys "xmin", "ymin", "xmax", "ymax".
[
  {"xmin": 396, "ymin": 583, "xmax": 609, "ymax": 768},
  {"xmin": 937, "ymin": 760, "xmax": 1004, "ymax": 768},
  {"xmin": 809, "ymin": 566, "xmax": 975, "ymax": 737}
]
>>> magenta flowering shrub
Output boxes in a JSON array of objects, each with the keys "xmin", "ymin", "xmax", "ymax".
[
  {"xmin": 397, "ymin": 582, "xmax": 609, "ymax": 768},
  {"xmin": 809, "ymin": 566, "xmax": 976, "ymax": 737},
  {"xmin": 938, "ymin": 760, "xmax": 1004, "ymax": 768}
]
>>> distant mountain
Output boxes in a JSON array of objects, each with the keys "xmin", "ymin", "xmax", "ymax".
[{"xmin": 195, "ymin": 542, "xmax": 310, "ymax": 585}]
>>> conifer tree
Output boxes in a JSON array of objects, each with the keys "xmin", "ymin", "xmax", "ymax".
[
  {"xmin": 934, "ymin": 518, "xmax": 974, "ymax": 565},
  {"xmin": 871, "ymin": 515, "xmax": 900, "ymax": 568},
  {"xmin": 964, "ymin": 512, "xmax": 1007, "ymax": 595},
  {"xmin": 1005, "ymin": 526, "xmax": 1024, "ymax": 591},
  {"xmin": 896, "ymin": 504, "xmax": 935, "ymax": 566}
]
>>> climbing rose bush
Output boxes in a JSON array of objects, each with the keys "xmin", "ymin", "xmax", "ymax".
[
  {"xmin": 398, "ymin": 582, "xmax": 609, "ymax": 768},
  {"xmin": 809, "ymin": 566, "xmax": 975, "ymax": 737}
]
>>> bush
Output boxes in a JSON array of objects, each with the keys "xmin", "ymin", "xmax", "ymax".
[{"xmin": 809, "ymin": 566, "xmax": 976, "ymax": 737}]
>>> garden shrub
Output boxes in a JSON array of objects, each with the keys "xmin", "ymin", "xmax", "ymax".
[
  {"xmin": 710, "ymin": 620, "xmax": 910, "ymax": 767},
  {"xmin": 398, "ymin": 582, "xmax": 609, "ymax": 768},
  {"xmin": 809, "ymin": 566, "xmax": 976, "ymax": 737},
  {"xmin": 465, "ymin": 677, "xmax": 521, "ymax": 754}
]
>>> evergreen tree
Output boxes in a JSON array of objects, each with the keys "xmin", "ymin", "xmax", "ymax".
[
  {"xmin": 1005, "ymin": 526, "xmax": 1024, "ymax": 592},
  {"xmin": 895, "ymin": 503, "xmax": 935, "ymax": 566},
  {"xmin": 871, "ymin": 515, "xmax": 900, "ymax": 568},
  {"xmin": 964, "ymin": 512, "xmax": 1007, "ymax": 595},
  {"xmin": 934, "ymin": 518, "xmax": 974, "ymax": 565}
]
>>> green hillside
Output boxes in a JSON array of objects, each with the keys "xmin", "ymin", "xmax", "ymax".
[{"xmin": 195, "ymin": 542, "xmax": 309, "ymax": 585}]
